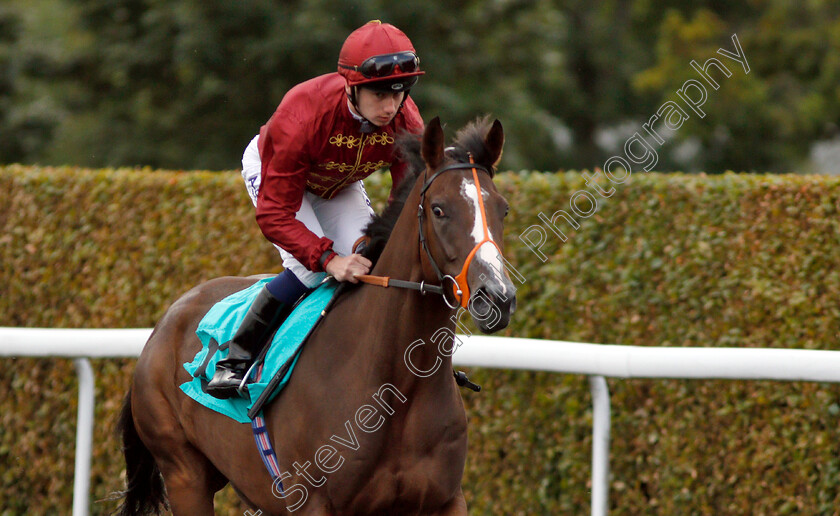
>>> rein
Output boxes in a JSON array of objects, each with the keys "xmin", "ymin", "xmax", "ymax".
[
  {"xmin": 356, "ymin": 274, "xmax": 444, "ymax": 296},
  {"xmin": 358, "ymin": 154, "xmax": 496, "ymax": 309}
]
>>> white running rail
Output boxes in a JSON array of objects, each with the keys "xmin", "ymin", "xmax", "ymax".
[{"xmin": 4, "ymin": 327, "xmax": 840, "ymax": 516}]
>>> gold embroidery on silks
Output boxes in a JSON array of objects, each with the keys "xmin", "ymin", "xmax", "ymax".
[
  {"xmin": 308, "ymin": 172, "xmax": 335, "ymax": 181},
  {"xmin": 367, "ymin": 132, "xmax": 395, "ymax": 145},
  {"xmin": 321, "ymin": 162, "xmax": 356, "ymax": 173},
  {"xmin": 360, "ymin": 160, "xmax": 389, "ymax": 173},
  {"xmin": 315, "ymin": 131, "xmax": 394, "ymax": 198},
  {"xmin": 306, "ymin": 182, "xmax": 330, "ymax": 192},
  {"xmin": 322, "ymin": 160, "xmax": 389, "ymax": 175},
  {"xmin": 329, "ymin": 134, "xmax": 362, "ymax": 149},
  {"xmin": 329, "ymin": 131, "xmax": 393, "ymax": 149}
]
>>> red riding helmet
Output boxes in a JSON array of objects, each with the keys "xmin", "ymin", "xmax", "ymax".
[{"xmin": 338, "ymin": 20, "xmax": 424, "ymax": 91}]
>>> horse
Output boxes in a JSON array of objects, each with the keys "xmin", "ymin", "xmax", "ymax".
[{"xmin": 113, "ymin": 116, "xmax": 516, "ymax": 515}]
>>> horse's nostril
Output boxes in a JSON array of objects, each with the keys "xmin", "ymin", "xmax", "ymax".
[{"xmin": 467, "ymin": 289, "xmax": 490, "ymax": 316}]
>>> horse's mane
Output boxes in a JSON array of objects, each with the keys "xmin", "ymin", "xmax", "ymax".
[
  {"xmin": 361, "ymin": 115, "xmax": 497, "ymax": 265},
  {"xmin": 359, "ymin": 131, "xmax": 423, "ymax": 263}
]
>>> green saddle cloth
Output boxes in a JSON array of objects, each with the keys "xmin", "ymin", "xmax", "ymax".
[{"xmin": 180, "ymin": 278, "xmax": 338, "ymax": 423}]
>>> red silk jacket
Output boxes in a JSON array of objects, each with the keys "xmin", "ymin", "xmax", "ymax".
[{"xmin": 256, "ymin": 73, "xmax": 423, "ymax": 272}]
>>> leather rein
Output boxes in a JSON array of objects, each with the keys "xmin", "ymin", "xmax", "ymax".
[{"xmin": 357, "ymin": 155, "xmax": 498, "ymax": 309}]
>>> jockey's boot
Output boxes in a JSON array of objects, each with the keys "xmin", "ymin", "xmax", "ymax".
[{"xmin": 205, "ymin": 286, "xmax": 290, "ymax": 399}]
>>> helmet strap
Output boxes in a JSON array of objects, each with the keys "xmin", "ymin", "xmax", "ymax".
[
  {"xmin": 347, "ymin": 86, "xmax": 375, "ymax": 133},
  {"xmin": 399, "ymin": 89, "xmax": 411, "ymax": 110}
]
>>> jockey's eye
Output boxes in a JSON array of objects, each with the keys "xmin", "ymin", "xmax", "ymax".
[
  {"xmin": 375, "ymin": 91, "xmax": 401, "ymax": 101},
  {"xmin": 431, "ymin": 205, "xmax": 446, "ymax": 218}
]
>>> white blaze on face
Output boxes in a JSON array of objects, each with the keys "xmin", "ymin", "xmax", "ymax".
[{"xmin": 460, "ymin": 177, "xmax": 509, "ymax": 293}]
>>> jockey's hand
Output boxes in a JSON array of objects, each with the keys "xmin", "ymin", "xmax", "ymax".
[{"xmin": 326, "ymin": 254, "xmax": 372, "ymax": 283}]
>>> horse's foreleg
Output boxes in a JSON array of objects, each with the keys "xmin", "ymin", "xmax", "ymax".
[{"xmin": 435, "ymin": 489, "xmax": 468, "ymax": 516}]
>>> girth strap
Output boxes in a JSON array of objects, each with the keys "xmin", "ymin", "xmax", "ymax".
[{"xmin": 250, "ymin": 363, "xmax": 285, "ymax": 493}]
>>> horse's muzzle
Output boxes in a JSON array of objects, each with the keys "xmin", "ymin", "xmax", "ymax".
[{"xmin": 468, "ymin": 284, "xmax": 517, "ymax": 334}]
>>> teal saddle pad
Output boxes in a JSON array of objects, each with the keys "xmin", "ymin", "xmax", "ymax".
[{"xmin": 180, "ymin": 278, "xmax": 338, "ymax": 423}]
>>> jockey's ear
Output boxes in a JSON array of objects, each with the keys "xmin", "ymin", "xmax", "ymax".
[
  {"xmin": 422, "ymin": 116, "xmax": 445, "ymax": 170},
  {"xmin": 483, "ymin": 119, "xmax": 504, "ymax": 170}
]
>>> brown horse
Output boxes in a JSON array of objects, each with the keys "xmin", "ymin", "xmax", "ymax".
[{"xmin": 114, "ymin": 116, "xmax": 516, "ymax": 515}]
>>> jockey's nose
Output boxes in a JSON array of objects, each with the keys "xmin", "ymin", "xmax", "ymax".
[{"xmin": 384, "ymin": 95, "xmax": 399, "ymax": 114}]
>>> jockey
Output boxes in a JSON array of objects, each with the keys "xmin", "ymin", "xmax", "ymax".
[{"xmin": 206, "ymin": 20, "xmax": 425, "ymax": 399}]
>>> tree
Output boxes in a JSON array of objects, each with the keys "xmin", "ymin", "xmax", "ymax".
[
  {"xmin": 0, "ymin": 5, "xmax": 54, "ymax": 163},
  {"xmin": 2, "ymin": 0, "xmax": 838, "ymax": 173},
  {"xmin": 632, "ymin": 1, "xmax": 840, "ymax": 172}
]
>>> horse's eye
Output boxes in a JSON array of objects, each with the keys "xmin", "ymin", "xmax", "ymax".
[
  {"xmin": 503, "ymin": 204, "xmax": 510, "ymax": 218},
  {"xmin": 432, "ymin": 205, "xmax": 445, "ymax": 218}
]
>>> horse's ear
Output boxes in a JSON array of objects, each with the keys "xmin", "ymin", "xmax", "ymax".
[
  {"xmin": 422, "ymin": 116, "xmax": 445, "ymax": 170},
  {"xmin": 484, "ymin": 119, "xmax": 505, "ymax": 168}
]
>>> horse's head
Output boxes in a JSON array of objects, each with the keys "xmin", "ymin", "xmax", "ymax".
[{"xmin": 418, "ymin": 116, "xmax": 517, "ymax": 333}]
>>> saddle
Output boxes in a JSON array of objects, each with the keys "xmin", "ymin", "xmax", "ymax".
[{"xmin": 179, "ymin": 278, "xmax": 340, "ymax": 423}]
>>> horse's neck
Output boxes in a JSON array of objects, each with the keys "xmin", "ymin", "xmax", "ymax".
[{"xmin": 344, "ymin": 181, "xmax": 455, "ymax": 387}]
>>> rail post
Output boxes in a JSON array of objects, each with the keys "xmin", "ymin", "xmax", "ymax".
[
  {"xmin": 72, "ymin": 358, "xmax": 95, "ymax": 516},
  {"xmin": 589, "ymin": 375, "xmax": 611, "ymax": 516}
]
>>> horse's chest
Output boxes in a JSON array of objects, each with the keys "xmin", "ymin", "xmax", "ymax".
[
  {"xmin": 335, "ymin": 413, "xmax": 467, "ymax": 512},
  {"xmin": 273, "ymin": 359, "xmax": 469, "ymax": 512},
  {"xmin": 341, "ymin": 452, "xmax": 464, "ymax": 513}
]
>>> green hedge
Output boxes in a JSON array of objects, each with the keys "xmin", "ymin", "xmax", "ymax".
[{"xmin": 2, "ymin": 165, "xmax": 840, "ymax": 515}]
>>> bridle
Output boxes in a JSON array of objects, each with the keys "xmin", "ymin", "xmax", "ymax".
[{"xmin": 358, "ymin": 154, "xmax": 502, "ymax": 309}]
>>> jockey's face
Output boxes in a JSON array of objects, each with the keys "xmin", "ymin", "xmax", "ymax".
[{"xmin": 347, "ymin": 85, "xmax": 405, "ymax": 127}]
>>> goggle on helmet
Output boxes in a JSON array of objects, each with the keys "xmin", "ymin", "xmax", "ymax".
[{"xmin": 337, "ymin": 20, "xmax": 424, "ymax": 91}]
